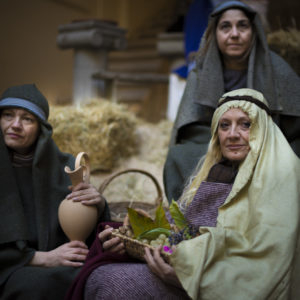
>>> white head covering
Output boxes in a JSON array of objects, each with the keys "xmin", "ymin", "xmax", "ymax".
[{"xmin": 172, "ymin": 88, "xmax": 300, "ymax": 299}]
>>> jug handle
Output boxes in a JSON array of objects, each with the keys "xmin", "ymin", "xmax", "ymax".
[{"xmin": 74, "ymin": 152, "xmax": 90, "ymax": 184}]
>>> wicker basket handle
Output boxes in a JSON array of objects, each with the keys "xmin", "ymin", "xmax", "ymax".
[{"xmin": 98, "ymin": 168, "xmax": 163, "ymax": 206}]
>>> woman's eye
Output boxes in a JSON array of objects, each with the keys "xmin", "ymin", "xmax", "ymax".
[
  {"xmin": 220, "ymin": 24, "xmax": 230, "ymax": 30},
  {"xmin": 219, "ymin": 122, "xmax": 229, "ymax": 129},
  {"xmin": 218, "ymin": 21, "xmax": 231, "ymax": 30},
  {"xmin": 23, "ymin": 117, "xmax": 34, "ymax": 123},
  {"xmin": 242, "ymin": 122, "xmax": 251, "ymax": 129},
  {"xmin": 238, "ymin": 21, "xmax": 250, "ymax": 30},
  {"xmin": 2, "ymin": 112, "xmax": 13, "ymax": 119}
]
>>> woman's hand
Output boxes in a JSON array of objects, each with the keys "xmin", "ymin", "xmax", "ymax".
[
  {"xmin": 29, "ymin": 241, "xmax": 89, "ymax": 267},
  {"xmin": 144, "ymin": 245, "xmax": 182, "ymax": 288},
  {"xmin": 66, "ymin": 182, "xmax": 105, "ymax": 212},
  {"xmin": 98, "ymin": 225, "xmax": 125, "ymax": 255}
]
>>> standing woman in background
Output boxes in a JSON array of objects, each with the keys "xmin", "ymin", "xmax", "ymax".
[{"xmin": 164, "ymin": 0, "xmax": 300, "ymax": 202}]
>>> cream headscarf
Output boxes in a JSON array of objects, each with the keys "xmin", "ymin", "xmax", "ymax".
[{"xmin": 172, "ymin": 88, "xmax": 300, "ymax": 300}]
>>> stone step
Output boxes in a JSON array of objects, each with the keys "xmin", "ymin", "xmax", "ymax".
[
  {"xmin": 108, "ymin": 58, "xmax": 166, "ymax": 73},
  {"xmin": 111, "ymin": 81, "xmax": 168, "ymax": 122},
  {"xmin": 125, "ymin": 37, "xmax": 157, "ymax": 50},
  {"xmin": 93, "ymin": 69, "xmax": 169, "ymax": 84},
  {"xmin": 135, "ymin": 27, "xmax": 170, "ymax": 39},
  {"xmin": 108, "ymin": 36, "xmax": 168, "ymax": 73},
  {"xmin": 108, "ymin": 48, "xmax": 159, "ymax": 61},
  {"xmin": 116, "ymin": 85, "xmax": 149, "ymax": 103}
]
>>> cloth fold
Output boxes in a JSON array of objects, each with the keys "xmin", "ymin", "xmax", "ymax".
[
  {"xmin": 171, "ymin": 89, "xmax": 300, "ymax": 300},
  {"xmin": 65, "ymin": 222, "xmax": 139, "ymax": 300},
  {"xmin": 170, "ymin": 3, "xmax": 300, "ymax": 146},
  {"xmin": 206, "ymin": 159, "xmax": 238, "ymax": 183},
  {"xmin": 0, "ymin": 84, "xmax": 110, "ymax": 299}
]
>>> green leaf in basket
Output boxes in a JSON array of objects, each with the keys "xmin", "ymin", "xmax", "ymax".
[
  {"xmin": 137, "ymin": 228, "xmax": 171, "ymax": 241},
  {"xmin": 154, "ymin": 203, "xmax": 171, "ymax": 230},
  {"xmin": 169, "ymin": 200, "xmax": 188, "ymax": 230},
  {"xmin": 127, "ymin": 207, "xmax": 156, "ymax": 238}
]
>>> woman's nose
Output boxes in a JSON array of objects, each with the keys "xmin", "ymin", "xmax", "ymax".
[
  {"xmin": 230, "ymin": 26, "xmax": 239, "ymax": 37},
  {"xmin": 11, "ymin": 117, "xmax": 22, "ymax": 128},
  {"xmin": 228, "ymin": 126, "xmax": 239, "ymax": 138}
]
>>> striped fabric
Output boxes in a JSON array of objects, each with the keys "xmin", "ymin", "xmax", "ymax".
[
  {"xmin": 11, "ymin": 151, "xmax": 34, "ymax": 167},
  {"xmin": 184, "ymin": 181, "xmax": 233, "ymax": 227},
  {"xmin": 84, "ymin": 182, "xmax": 232, "ymax": 300},
  {"xmin": 85, "ymin": 263, "xmax": 189, "ymax": 299}
]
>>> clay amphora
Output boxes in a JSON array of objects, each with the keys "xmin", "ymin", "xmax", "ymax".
[{"xmin": 58, "ymin": 152, "xmax": 98, "ymax": 242}]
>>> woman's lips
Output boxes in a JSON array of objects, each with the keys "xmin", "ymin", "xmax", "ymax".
[
  {"xmin": 227, "ymin": 144, "xmax": 245, "ymax": 150},
  {"xmin": 227, "ymin": 44, "xmax": 242, "ymax": 48},
  {"xmin": 7, "ymin": 133, "xmax": 22, "ymax": 139}
]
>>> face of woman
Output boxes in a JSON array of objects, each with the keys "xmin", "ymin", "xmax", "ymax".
[
  {"xmin": 216, "ymin": 9, "xmax": 253, "ymax": 62},
  {"xmin": 0, "ymin": 108, "xmax": 40, "ymax": 154},
  {"xmin": 218, "ymin": 108, "xmax": 251, "ymax": 162}
]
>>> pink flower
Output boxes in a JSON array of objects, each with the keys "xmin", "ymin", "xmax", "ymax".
[{"xmin": 163, "ymin": 246, "xmax": 173, "ymax": 254}]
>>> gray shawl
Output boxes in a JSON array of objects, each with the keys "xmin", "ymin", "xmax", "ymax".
[{"xmin": 171, "ymin": 9, "xmax": 300, "ymax": 145}]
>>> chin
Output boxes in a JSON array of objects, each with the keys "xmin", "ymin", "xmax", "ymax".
[
  {"xmin": 226, "ymin": 152, "xmax": 248, "ymax": 162},
  {"xmin": 228, "ymin": 156, "xmax": 247, "ymax": 163},
  {"xmin": 228, "ymin": 52, "xmax": 245, "ymax": 59}
]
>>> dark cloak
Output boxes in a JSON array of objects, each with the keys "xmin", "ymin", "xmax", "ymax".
[
  {"xmin": 164, "ymin": 2, "xmax": 300, "ymax": 203},
  {"xmin": 0, "ymin": 118, "xmax": 110, "ymax": 299}
]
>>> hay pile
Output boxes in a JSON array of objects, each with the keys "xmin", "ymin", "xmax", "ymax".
[
  {"xmin": 95, "ymin": 119, "xmax": 173, "ymax": 221},
  {"xmin": 268, "ymin": 28, "xmax": 300, "ymax": 75},
  {"xmin": 48, "ymin": 98, "xmax": 173, "ymax": 221},
  {"xmin": 49, "ymin": 100, "xmax": 138, "ymax": 171},
  {"xmin": 89, "ymin": 119, "xmax": 172, "ymax": 219},
  {"xmin": 134, "ymin": 119, "xmax": 172, "ymax": 167}
]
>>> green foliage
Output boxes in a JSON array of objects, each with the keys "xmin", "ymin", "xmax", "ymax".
[
  {"xmin": 127, "ymin": 207, "xmax": 156, "ymax": 237},
  {"xmin": 154, "ymin": 203, "xmax": 171, "ymax": 230},
  {"xmin": 137, "ymin": 228, "xmax": 171, "ymax": 241},
  {"xmin": 128, "ymin": 200, "xmax": 190, "ymax": 241},
  {"xmin": 169, "ymin": 200, "xmax": 188, "ymax": 230}
]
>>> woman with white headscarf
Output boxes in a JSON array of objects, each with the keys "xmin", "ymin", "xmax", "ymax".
[{"xmin": 68, "ymin": 88, "xmax": 300, "ymax": 300}]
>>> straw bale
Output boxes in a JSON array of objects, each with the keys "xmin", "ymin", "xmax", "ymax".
[
  {"xmin": 268, "ymin": 28, "xmax": 300, "ymax": 74},
  {"xmin": 93, "ymin": 119, "xmax": 173, "ymax": 221},
  {"xmin": 135, "ymin": 119, "xmax": 172, "ymax": 167},
  {"xmin": 49, "ymin": 100, "xmax": 138, "ymax": 171}
]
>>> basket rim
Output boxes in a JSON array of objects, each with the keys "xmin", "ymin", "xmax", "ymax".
[
  {"xmin": 111, "ymin": 230, "xmax": 171, "ymax": 263},
  {"xmin": 98, "ymin": 168, "xmax": 163, "ymax": 206}
]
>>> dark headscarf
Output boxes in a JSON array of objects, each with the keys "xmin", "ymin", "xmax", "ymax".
[
  {"xmin": 0, "ymin": 83, "xmax": 49, "ymax": 124},
  {"xmin": 210, "ymin": 0, "xmax": 256, "ymax": 18}
]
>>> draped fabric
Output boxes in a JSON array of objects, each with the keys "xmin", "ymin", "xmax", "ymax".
[
  {"xmin": 68, "ymin": 88, "xmax": 300, "ymax": 300},
  {"xmin": 68, "ymin": 181, "xmax": 233, "ymax": 300},
  {"xmin": 65, "ymin": 222, "xmax": 140, "ymax": 300},
  {"xmin": 0, "ymin": 119, "xmax": 78, "ymax": 299},
  {"xmin": 0, "ymin": 117, "xmax": 110, "ymax": 299},
  {"xmin": 184, "ymin": 182, "xmax": 232, "ymax": 228},
  {"xmin": 172, "ymin": 3, "xmax": 300, "ymax": 143},
  {"xmin": 0, "ymin": 122, "xmax": 75, "ymax": 248},
  {"xmin": 85, "ymin": 262, "xmax": 189, "ymax": 300},
  {"xmin": 171, "ymin": 88, "xmax": 300, "ymax": 300}
]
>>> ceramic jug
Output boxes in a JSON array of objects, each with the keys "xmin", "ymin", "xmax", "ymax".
[{"xmin": 58, "ymin": 152, "xmax": 98, "ymax": 242}]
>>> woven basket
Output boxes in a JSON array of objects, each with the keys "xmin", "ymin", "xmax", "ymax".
[
  {"xmin": 99, "ymin": 168, "xmax": 163, "ymax": 222},
  {"xmin": 99, "ymin": 168, "xmax": 170, "ymax": 263},
  {"xmin": 111, "ymin": 230, "xmax": 171, "ymax": 263}
]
